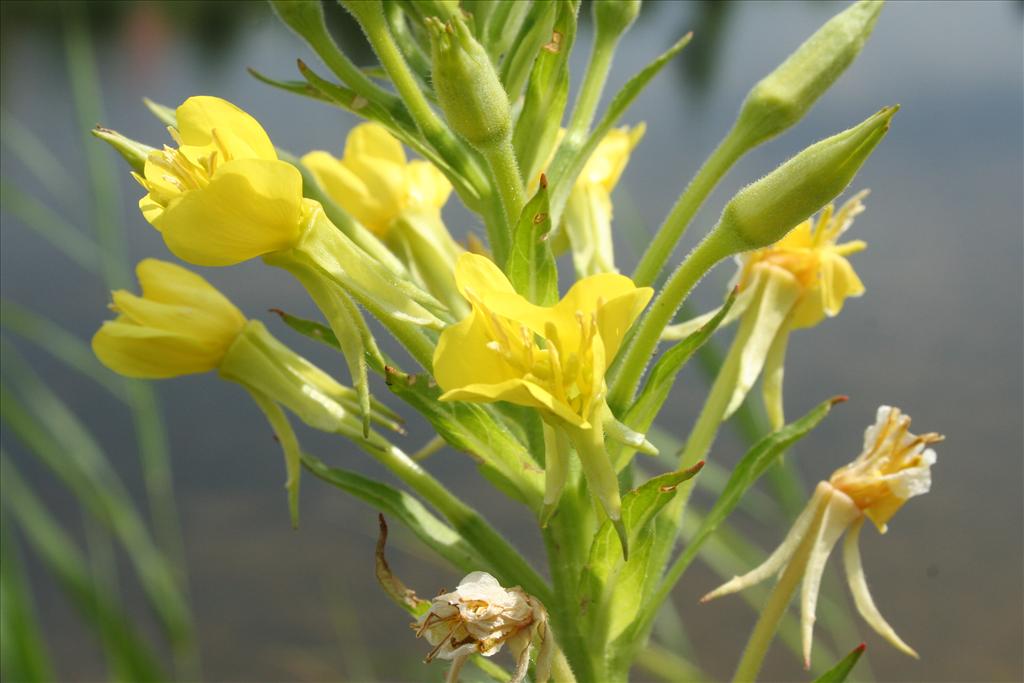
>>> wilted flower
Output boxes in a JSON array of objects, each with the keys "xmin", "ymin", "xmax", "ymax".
[
  {"xmin": 666, "ymin": 191, "xmax": 869, "ymax": 429},
  {"xmin": 414, "ymin": 572, "xmax": 550, "ymax": 683},
  {"xmin": 703, "ymin": 406, "xmax": 942, "ymax": 667}
]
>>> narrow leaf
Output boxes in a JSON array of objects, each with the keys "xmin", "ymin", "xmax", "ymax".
[
  {"xmin": 813, "ymin": 643, "xmax": 867, "ymax": 683},
  {"xmin": 506, "ymin": 174, "xmax": 558, "ymax": 306}
]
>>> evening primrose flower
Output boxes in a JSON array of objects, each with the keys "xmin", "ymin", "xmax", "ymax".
[
  {"xmin": 562, "ymin": 124, "xmax": 646, "ymax": 277},
  {"xmin": 667, "ymin": 191, "xmax": 869, "ymax": 429},
  {"xmin": 414, "ymin": 572, "xmax": 551, "ymax": 683},
  {"xmin": 434, "ymin": 253, "xmax": 654, "ymax": 553},
  {"xmin": 93, "ymin": 259, "xmax": 401, "ymax": 525},
  {"xmin": 134, "ymin": 96, "xmax": 304, "ymax": 266},
  {"xmin": 302, "ymin": 123, "xmax": 466, "ymax": 313},
  {"xmin": 703, "ymin": 406, "xmax": 942, "ymax": 668}
]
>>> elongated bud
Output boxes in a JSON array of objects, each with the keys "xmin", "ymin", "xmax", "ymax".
[
  {"xmin": 717, "ymin": 105, "xmax": 897, "ymax": 251},
  {"xmin": 91, "ymin": 126, "xmax": 154, "ymax": 172},
  {"xmin": 735, "ymin": 0, "xmax": 884, "ymax": 147},
  {"xmin": 427, "ymin": 15, "xmax": 511, "ymax": 149},
  {"xmin": 593, "ymin": 0, "xmax": 642, "ymax": 38}
]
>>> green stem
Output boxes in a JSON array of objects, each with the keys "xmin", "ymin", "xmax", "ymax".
[
  {"xmin": 565, "ymin": 30, "xmax": 618, "ymax": 142},
  {"xmin": 360, "ymin": 433, "xmax": 552, "ymax": 606},
  {"xmin": 608, "ymin": 226, "xmax": 736, "ymax": 412},
  {"xmin": 631, "ymin": 125, "xmax": 750, "ymax": 288},
  {"xmin": 481, "ymin": 135, "xmax": 524, "ymax": 266},
  {"xmin": 345, "ymin": 0, "xmax": 490, "ymax": 197},
  {"xmin": 732, "ymin": 502, "xmax": 823, "ymax": 683},
  {"xmin": 551, "ymin": 647, "xmax": 579, "ymax": 683},
  {"xmin": 542, "ymin": 480, "xmax": 596, "ymax": 683}
]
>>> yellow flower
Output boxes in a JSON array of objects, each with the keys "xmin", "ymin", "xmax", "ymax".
[
  {"xmin": 560, "ymin": 125, "xmax": 645, "ymax": 277},
  {"xmin": 302, "ymin": 122, "xmax": 452, "ymax": 237},
  {"xmin": 134, "ymin": 96, "xmax": 305, "ymax": 266},
  {"xmin": 92, "ymin": 258, "xmax": 245, "ymax": 378},
  {"xmin": 434, "ymin": 253, "xmax": 653, "ymax": 554},
  {"xmin": 434, "ymin": 253, "xmax": 651, "ymax": 429},
  {"xmin": 703, "ymin": 406, "xmax": 941, "ymax": 667}
]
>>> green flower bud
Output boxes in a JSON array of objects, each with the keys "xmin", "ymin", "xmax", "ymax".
[
  {"xmin": 268, "ymin": 0, "xmax": 324, "ymax": 41},
  {"xmin": 594, "ymin": 0, "xmax": 642, "ymax": 38},
  {"xmin": 428, "ymin": 15, "xmax": 511, "ymax": 149},
  {"xmin": 91, "ymin": 126, "xmax": 154, "ymax": 173},
  {"xmin": 735, "ymin": 0, "xmax": 884, "ymax": 147},
  {"xmin": 717, "ymin": 105, "xmax": 897, "ymax": 251}
]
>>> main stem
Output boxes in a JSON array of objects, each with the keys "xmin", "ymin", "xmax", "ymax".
[{"xmin": 631, "ymin": 125, "xmax": 749, "ymax": 288}]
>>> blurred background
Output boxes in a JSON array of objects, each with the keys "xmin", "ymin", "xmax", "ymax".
[{"xmin": 1, "ymin": 1, "xmax": 1021, "ymax": 681}]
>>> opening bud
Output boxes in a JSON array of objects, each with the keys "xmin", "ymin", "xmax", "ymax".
[
  {"xmin": 716, "ymin": 105, "xmax": 897, "ymax": 252},
  {"xmin": 593, "ymin": 0, "xmax": 642, "ymax": 39},
  {"xmin": 428, "ymin": 15, "xmax": 512, "ymax": 149}
]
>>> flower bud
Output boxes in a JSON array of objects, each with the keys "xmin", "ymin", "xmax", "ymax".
[
  {"xmin": 593, "ymin": 0, "xmax": 641, "ymax": 39},
  {"xmin": 92, "ymin": 259, "xmax": 246, "ymax": 379},
  {"xmin": 428, "ymin": 15, "xmax": 512, "ymax": 149},
  {"xmin": 716, "ymin": 105, "xmax": 896, "ymax": 252},
  {"xmin": 735, "ymin": 0, "xmax": 884, "ymax": 147}
]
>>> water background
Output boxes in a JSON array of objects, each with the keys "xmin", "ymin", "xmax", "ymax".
[{"xmin": 1, "ymin": 1, "xmax": 1022, "ymax": 681}]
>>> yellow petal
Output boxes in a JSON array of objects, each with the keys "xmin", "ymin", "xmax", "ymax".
[
  {"xmin": 434, "ymin": 311, "xmax": 522, "ymax": 389},
  {"xmin": 580, "ymin": 124, "xmax": 645, "ymax": 192},
  {"xmin": 302, "ymin": 150, "xmax": 391, "ymax": 233},
  {"xmin": 136, "ymin": 258, "xmax": 244, "ymax": 321},
  {"xmin": 92, "ymin": 321, "xmax": 224, "ymax": 378},
  {"xmin": 440, "ymin": 378, "xmax": 584, "ymax": 427},
  {"xmin": 154, "ymin": 158, "xmax": 304, "ymax": 266},
  {"xmin": 344, "ymin": 122, "xmax": 406, "ymax": 166},
  {"xmin": 176, "ymin": 96, "xmax": 277, "ymax": 161},
  {"xmin": 406, "ymin": 160, "xmax": 452, "ymax": 210},
  {"xmin": 819, "ymin": 252, "xmax": 865, "ymax": 317}
]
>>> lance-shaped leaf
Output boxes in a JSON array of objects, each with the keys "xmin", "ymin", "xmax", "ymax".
[
  {"xmin": 548, "ymin": 32, "xmax": 692, "ymax": 223},
  {"xmin": 578, "ymin": 463, "xmax": 704, "ymax": 647},
  {"xmin": 813, "ymin": 643, "xmax": 867, "ymax": 683},
  {"xmin": 303, "ymin": 453, "xmax": 486, "ymax": 576},
  {"xmin": 499, "ymin": 0, "xmax": 559, "ymax": 104},
  {"xmin": 514, "ymin": 0, "xmax": 579, "ymax": 185},
  {"xmin": 618, "ymin": 289, "xmax": 737, "ymax": 467},
  {"xmin": 385, "ymin": 366, "xmax": 545, "ymax": 510},
  {"xmin": 506, "ymin": 174, "xmax": 558, "ymax": 306},
  {"xmin": 613, "ymin": 396, "xmax": 845, "ymax": 665}
]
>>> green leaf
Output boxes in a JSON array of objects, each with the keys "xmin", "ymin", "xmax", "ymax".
[
  {"xmin": 549, "ymin": 32, "xmax": 693, "ymax": 223},
  {"xmin": 506, "ymin": 174, "xmax": 558, "ymax": 306},
  {"xmin": 499, "ymin": 0, "xmax": 558, "ymax": 103},
  {"xmin": 384, "ymin": 366, "xmax": 545, "ymax": 510},
  {"xmin": 247, "ymin": 66, "xmax": 334, "ymax": 103},
  {"xmin": 513, "ymin": 0, "xmax": 578, "ymax": 184},
  {"xmin": 578, "ymin": 463, "xmax": 704, "ymax": 648},
  {"xmin": 1, "ymin": 458, "xmax": 165, "ymax": 681},
  {"xmin": 302, "ymin": 452, "xmax": 486, "ymax": 575},
  {"xmin": 0, "ymin": 518, "xmax": 54, "ymax": 682},
  {"xmin": 812, "ymin": 643, "xmax": 867, "ymax": 683},
  {"xmin": 0, "ymin": 362, "xmax": 191, "ymax": 649}
]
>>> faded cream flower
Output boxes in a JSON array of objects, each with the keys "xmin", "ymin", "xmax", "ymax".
[
  {"xmin": 414, "ymin": 572, "xmax": 550, "ymax": 683},
  {"xmin": 703, "ymin": 406, "xmax": 941, "ymax": 668}
]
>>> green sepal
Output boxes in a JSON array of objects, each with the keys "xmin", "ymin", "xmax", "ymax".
[
  {"xmin": 506, "ymin": 174, "xmax": 558, "ymax": 306},
  {"xmin": 384, "ymin": 366, "xmax": 544, "ymax": 511},
  {"xmin": 142, "ymin": 97, "xmax": 176, "ymax": 126},
  {"xmin": 90, "ymin": 126, "xmax": 153, "ymax": 173},
  {"xmin": 246, "ymin": 66, "xmax": 332, "ymax": 104},
  {"xmin": 247, "ymin": 389, "xmax": 302, "ymax": 528},
  {"xmin": 812, "ymin": 643, "xmax": 867, "ymax": 683}
]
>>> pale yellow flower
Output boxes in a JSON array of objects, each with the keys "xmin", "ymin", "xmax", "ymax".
[
  {"xmin": 302, "ymin": 122, "xmax": 452, "ymax": 237},
  {"xmin": 703, "ymin": 406, "xmax": 941, "ymax": 667},
  {"xmin": 414, "ymin": 572, "xmax": 550, "ymax": 683}
]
